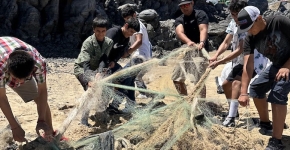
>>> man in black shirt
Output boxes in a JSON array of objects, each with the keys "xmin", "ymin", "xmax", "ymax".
[
  {"xmin": 172, "ymin": 0, "xmax": 209, "ymax": 97},
  {"xmin": 106, "ymin": 17, "xmax": 140, "ymax": 66},
  {"xmin": 106, "ymin": 17, "xmax": 140, "ymax": 114},
  {"xmin": 237, "ymin": 6, "xmax": 290, "ymax": 149}
]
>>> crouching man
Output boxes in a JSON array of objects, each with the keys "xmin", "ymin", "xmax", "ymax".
[{"xmin": 0, "ymin": 36, "xmax": 54, "ymax": 142}]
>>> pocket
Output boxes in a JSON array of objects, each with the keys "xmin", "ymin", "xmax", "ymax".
[{"xmin": 272, "ymin": 79, "xmax": 290, "ymax": 95}]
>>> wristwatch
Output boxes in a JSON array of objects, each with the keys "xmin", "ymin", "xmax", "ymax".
[{"xmin": 200, "ymin": 41, "xmax": 205, "ymax": 45}]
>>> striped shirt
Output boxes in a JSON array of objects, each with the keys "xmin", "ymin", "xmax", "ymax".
[{"xmin": 0, "ymin": 37, "xmax": 47, "ymax": 88}]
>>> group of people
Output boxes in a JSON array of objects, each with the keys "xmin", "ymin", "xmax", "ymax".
[
  {"xmin": 74, "ymin": 6, "xmax": 153, "ymax": 126},
  {"xmin": 0, "ymin": 0, "xmax": 289, "ymax": 149},
  {"xmin": 173, "ymin": 0, "xmax": 289, "ymax": 149}
]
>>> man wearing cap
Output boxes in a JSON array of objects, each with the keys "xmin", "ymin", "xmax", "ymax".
[
  {"xmin": 237, "ymin": 6, "xmax": 290, "ymax": 149},
  {"xmin": 172, "ymin": 0, "xmax": 209, "ymax": 97}
]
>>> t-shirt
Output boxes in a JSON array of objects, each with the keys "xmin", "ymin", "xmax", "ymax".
[
  {"xmin": 106, "ymin": 26, "xmax": 129, "ymax": 62},
  {"xmin": 0, "ymin": 37, "xmax": 47, "ymax": 88},
  {"xmin": 244, "ymin": 15, "xmax": 290, "ymax": 67},
  {"xmin": 174, "ymin": 9, "xmax": 209, "ymax": 43},
  {"xmin": 226, "ymin": 19, "xmax": 246, "ymax": 66},
  {"xmin": 130, "ymin": 20, "xmax": 152, "ymax": 60}
]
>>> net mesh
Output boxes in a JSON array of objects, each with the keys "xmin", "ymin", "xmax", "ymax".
[{"xmin": 0, "ymin": 45, "xmax": 268, "ymax": 150}]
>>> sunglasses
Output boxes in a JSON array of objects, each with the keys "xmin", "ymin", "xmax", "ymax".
[{"xmin": 180, "ymin": 3, "xmax": 191, "ymax": 8}]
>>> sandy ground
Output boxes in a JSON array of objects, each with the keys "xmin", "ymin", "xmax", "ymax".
[{"xmin": 0, "ymin": 50, "xmax": 290, "ymax": 149}]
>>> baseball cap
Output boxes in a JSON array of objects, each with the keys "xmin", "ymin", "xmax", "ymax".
[
  {"xmin": 237, "ymin": 6, "xmax": 260, "ymax": 34},
  {"xmin": 178, "ymin": 0, "xmax": 192, "ymax": 6}
]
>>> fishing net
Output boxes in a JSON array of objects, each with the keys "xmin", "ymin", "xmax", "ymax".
[{"xmin": 1, "ymin": 45, "xmax": 267, "ymax": 150}]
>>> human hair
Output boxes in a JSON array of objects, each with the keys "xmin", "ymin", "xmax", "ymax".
[
  {"xmin": 7, "ymin": 47, "xmax": 36, "ymax": 79},
  {"xmin": 125, "ymin": 17, "xmax": 140, "ymax": 32},
  {"xmin": 92, "ymin": 16, "xmax": 109, "ymax": 29},
  {"xmin": 228, "ymin": 0, "xmax": 248, "ymax": 13},
  {"xmin": 121, "ymin": 6, "xmax": 136, "ymax": 18}
]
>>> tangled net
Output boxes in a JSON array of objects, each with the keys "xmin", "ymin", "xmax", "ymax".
[{"xmin": 1, "ymin": 45, "xmax": 268, "ymax": 150}]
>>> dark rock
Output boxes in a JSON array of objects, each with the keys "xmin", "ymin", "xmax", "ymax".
[
  {"xmin": 138, "ymin": 9, "xmax": 158, "ymax": 22},
  {"xmin": 0, "ymin": 0, "xmax": 271, "ymax": 58},
  {"xmin": 248, "ymin": 0, "xmax": 269, "ymax": 14}
]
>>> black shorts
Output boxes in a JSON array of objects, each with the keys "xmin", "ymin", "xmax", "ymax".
[{"xmin": 226, "ymin": 64, "xmax": 256, "ymax": 81}]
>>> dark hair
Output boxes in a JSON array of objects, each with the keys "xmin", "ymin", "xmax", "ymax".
[
  {"xmin": 125, "ymin": 17, "xmax": 140, "ymax": 32},
  {"xmin": 7, "ymin": 48, "xmax": 35, "ymax": 79},
  {"xmin": 121, "ymin": 6, "xmax": 136, "ymax": 18},
  {"xmin": 228, "ymin": 0, "xmax": 248, "ymax": 13},
  {"xmin": 92, "ymin": 16, "xmax": 109, "ymax": 29}
]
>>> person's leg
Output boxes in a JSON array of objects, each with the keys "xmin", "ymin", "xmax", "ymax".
[
  {"xmin": 135, "ymin": 70, "xmax": 148, "ymax": 97},
  {"xmin": 266, "ymin": 67, "xmax": 290, "ymax": 141},
  {"xmin": 222, "ymin": 80, "xmax": 232, "ymax": 99},
  {"xmin": 200, "ymin": 86, "xmax": 206, "ymax": 98},
  {"xmin": 228, "ymin": 80, "xmax": 241, "ymax": 117},
  {"xmin": 249, "ymin": 66, "xmax": 274, "ymax": 135},
  {"xmin": 253, "ymin": 98, "xmax": 270, "ymax": 122},
  {"xmin": 173, "ymin": 81, "xmax": 187, "ymax": 96},
  {"xmin": 171, "ymin": 58, "xmax": 187, "ymax": 96},
  {"xmin": 265, "ymin": 80, "xmax": 289, "ymax": 149},
  {"xmin": 271, "ymin": 103, "xmax": 287, "ymax": 140},
  {"xmin": 76, "ymin": 74, "xmax": 88, "ymax": 91},
  {"xmin": 223, "ymin": 79, "xmax": 240, "ymax": 127},
  {"xmin": 76, "ymin": 73, "xmax": 93, "ymax": 125}
]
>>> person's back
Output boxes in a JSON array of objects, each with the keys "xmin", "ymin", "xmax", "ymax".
[
  {"xmin": 0, "ymin": 36, "xmax": 60, "ymax": 142},
  {"xmin": 0, "ymin": 37, "xmax": 46, "ymax": 88}
]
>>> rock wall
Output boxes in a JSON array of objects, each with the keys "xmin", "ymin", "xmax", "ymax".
[{"xmin": 0, "ymin": 0, "xmax": 269, "ymax": 58}]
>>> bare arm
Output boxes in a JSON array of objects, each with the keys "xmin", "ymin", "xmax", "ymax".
[
  {"xmin": 35, "ymin": 82, "xmax": 48, "ymax": 121},
  {"xmin": 199, "ymin": 24, "xmax": 208, "ymax": 42},
  {"xmin": 123, "ymin": 34, "xmax": 142, "ymax": 58},
  {"xmin": 211, "ymin": 34, "xmax": 233, "ymax": 60},
  {"xmin": 175, "ymin": 24, "xmax": 195, "ymax": 46},
  {"xmin": 0, "ymin": 88, "xmax": 19, "ymax": 128},
  {"xmin": 198, "ymin": 24, "xmax": 208, "ymax": 50},
  {"xmin": 0, "ymin": 88, "xmax": 26, "ymax": 142},
  {"xmin": 219, "ymin": 39, "xmax": 244, "ymax": 64},
  {"xmin": 241, "ymin": 54, "xmax": 254, "ymax": 94}
]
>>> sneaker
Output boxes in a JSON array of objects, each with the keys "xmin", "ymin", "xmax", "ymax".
[
  {"xmin": 137, "ymin": 94, "xmax": 148, "ymax": 99},
  {"xmin": 106, "ymin": 104, "xmax": 123, "ymax": 115},
  {"xmin": 236, "ymin": 111, "xmax": 239, "ymax": 118},
  {"xmin": 194, "ymin": 113, "xmax": 204, "ymax": 120},
  {"xmin": 80, "ymin": 116, "xmax": 91, "ymax": 127},
  {"xmin": 265, "ymin": 137, "xmax": 285, "ymax": 150},
  {"xmin": 259, "ymin": 121, "xmax": 273, "ymax": 135},
  {"xmin": 284, "ymin": 123, "xmax": 289, "ymax": 129},
  {"xmin": 223, "ymin": 117, "xmax": 235, "ymax": 127}
]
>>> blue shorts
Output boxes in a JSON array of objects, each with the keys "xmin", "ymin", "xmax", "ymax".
[{"xmin": 249, "ymin": 65, "xmax": 290, "ymax": 105}]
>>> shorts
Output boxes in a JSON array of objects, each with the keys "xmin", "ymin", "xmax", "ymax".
[
  {"xmin": 12, "ymin": 77, "xmax": 38, "ymax": 103},
  {"xmin": 226, "ymin": 64, "xmax": 257, "ymax": 81},
  {"xmin": 249, "ymin": 65, "xmax": 290, "ymax": 105},
  {"xmin": 171, "ymin": 50, "xmax": 208, "ymax": 83}
]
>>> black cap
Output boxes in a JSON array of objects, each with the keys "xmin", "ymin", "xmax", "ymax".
[{"xmin": 178, "ymin": 0, "xmax": 192, "ymax": 6}]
